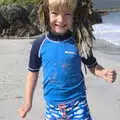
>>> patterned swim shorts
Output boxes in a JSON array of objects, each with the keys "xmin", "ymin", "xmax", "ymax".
[{"xmin": 44, "ymin": 97, "xmax": 92, "ymax": 120}]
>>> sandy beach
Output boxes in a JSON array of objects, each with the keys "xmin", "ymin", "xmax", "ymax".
[{"xmin": 0, "ymin": 38, "xmax": 120, "ymax": 120}]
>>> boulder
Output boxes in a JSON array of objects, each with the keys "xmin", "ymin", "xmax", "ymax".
[
  {"xmin": 89, "ymin": 11, "xmax": 102, "ymax": 25},
  {"xmin": 0, "ymin": 12, "xmax": 10, "ymax": 36},
  {"xmin": 0, "ymin": 4, "xmax": 41, "ymax": 37}
]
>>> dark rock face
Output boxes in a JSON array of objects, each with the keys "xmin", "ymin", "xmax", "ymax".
[
  {"xmin": 0, "ymin": 12, "xmax": 10, "ymax": 35},
  {"xmin": 0, "ymin": 4, "xmax": 42, "ymax": 38},
  {"xmin": 89, "ymin": 11, "xmax": 102, "ymax": 25}
]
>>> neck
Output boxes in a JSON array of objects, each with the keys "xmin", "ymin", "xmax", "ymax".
[{"xmin": 47, "ymin": 30, "xmax": 72, "ymax": 41}]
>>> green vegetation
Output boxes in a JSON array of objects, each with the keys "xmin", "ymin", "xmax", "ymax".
[{"xmin": 0, "ymin": 0, "xmax": 40, "ymax": 7}]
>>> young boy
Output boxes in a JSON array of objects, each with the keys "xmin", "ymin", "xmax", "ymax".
[{"xmin": 18, "ymin": 0, "xmax": 116, "ymax": 119}]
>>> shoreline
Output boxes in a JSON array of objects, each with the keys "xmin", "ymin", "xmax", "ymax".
[
  {"xmin": 0, "ymin": 39, "xmax": 120, "ymax": 120},
  {"xmin": 93, "ymin": 39, "xmax": 120, "ymax": 61}
]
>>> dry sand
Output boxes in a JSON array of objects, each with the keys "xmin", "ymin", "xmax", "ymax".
[{"xmin": 0, "ymin": 39, "xmax": 120, "ymax": 120}]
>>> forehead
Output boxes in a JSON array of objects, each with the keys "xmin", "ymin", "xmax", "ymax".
[{"xmin": 48, "ymin": 0, "xmax": 76, "ymax": 12}]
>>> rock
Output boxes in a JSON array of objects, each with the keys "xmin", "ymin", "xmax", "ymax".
[
  {"xmin": 0, "ymin": 4, "xmax": 42, "ymax": 37},
  {"xmin": 0, "ymin": 8, "xmax": 10, "ymax": 36},
  {"xmin": 89, "ymin": 11, "xmax": 102, "ymax": 25}
]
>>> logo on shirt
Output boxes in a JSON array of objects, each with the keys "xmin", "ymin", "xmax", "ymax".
[{"xmin": 65, "ymin": 51, "xmax": 76, "ymax": 55}]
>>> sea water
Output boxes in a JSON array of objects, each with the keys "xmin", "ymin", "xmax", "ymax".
[{"xmin": 92, "ymin": 12, "xmax": 120, "ymax": 46}]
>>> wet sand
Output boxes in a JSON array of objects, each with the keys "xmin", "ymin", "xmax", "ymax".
[{"xmin": 0, "ymin": 39, "xmax": 120, "ymax": 120}]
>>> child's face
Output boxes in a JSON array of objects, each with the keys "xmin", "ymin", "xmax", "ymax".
[{"xmin": 49, "ymin": 10, "xmax": 73, "ymax": 34}]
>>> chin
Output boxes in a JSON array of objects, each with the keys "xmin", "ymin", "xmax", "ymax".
[{"xmin": 55, "ymin": 30, "xmax": 67, "ymax": 35}]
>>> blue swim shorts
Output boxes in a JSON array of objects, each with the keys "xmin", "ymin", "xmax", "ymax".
[{"xmin": 44, "ymin": 97, "xmax": 92, "ymax": 120}]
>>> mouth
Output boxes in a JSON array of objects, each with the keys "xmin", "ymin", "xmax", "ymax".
[{"xmin": 55, "ymin": 24, "xmax": 66, "ymax": 28}]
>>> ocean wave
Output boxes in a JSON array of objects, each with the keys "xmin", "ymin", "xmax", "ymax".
[
  {"xmin": 92, "ymin": 23, "xmax": 120, "ymax": 46},
  {"xmin": 92, "ymin": 23, "xmax": 120, "ymax": 33}
]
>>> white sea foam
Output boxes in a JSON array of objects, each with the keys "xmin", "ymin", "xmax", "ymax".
[{"xmin": 92, "ymin": 12, "xmax": 120, "ymax": 46}]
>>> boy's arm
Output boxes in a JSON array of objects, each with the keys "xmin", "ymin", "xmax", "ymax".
[
  {"xmin": 25, "ymin": 71, "xmax": 39, "ymax": 106},
  {"xmin": 81, "ymin": 48, "xmax": 116, "ymax": 83},
  {"xmin": 18, "ymin": 38, "xmax": 44, "ymax": 118},
  {"xmin": 18, "ymin": 71, "xmax": 39, "ymax": 118},
  {"xmin": 88, "ymin": 64, "xmax": 116, "ymax": 83}
]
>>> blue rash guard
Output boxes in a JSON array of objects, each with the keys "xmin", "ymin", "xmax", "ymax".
[{"xmin": 28, "ymin": 31, "xmax": 97, "ymax": 105}]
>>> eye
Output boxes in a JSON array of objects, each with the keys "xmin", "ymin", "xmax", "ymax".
[
  {"xmin": 51, "ymin": 11, "xmax": 58, "ymax": 15},
  {"xmin": 65, "ymin": 13, "xmax": 72, "ymax": 16}
]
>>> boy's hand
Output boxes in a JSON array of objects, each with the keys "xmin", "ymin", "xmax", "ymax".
[
  {"xmin": 18, "ymin": 103, "xmax": 32, "ymax": 118},
  {"xmin": 101, "ymin": 69, "xmax": 117, "ymax": 83}
]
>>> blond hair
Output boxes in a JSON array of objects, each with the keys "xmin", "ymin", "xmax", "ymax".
[{"xmin": 48, "ymin": 0, "xmax": 77, "ymax": 12}]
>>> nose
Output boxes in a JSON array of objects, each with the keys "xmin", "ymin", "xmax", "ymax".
[{"xmin": 57, "ymin": 14, "xmax": 64, "ymax": 23}]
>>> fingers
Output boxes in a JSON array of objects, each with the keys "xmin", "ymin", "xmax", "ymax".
[
  {"xmin": 109, "ymin": 70, "xmax": 117, "ymax": 83},
  {"xmin": 18, "ymin": 105, "xmax": 30, "ymax": 118},
  {"xmin": 104, "ymin": 69, "xmax": 117, "ymax": 83},
  {"xmin": 109, "ymin": 70, "xmax": 116, "ymax": 83},
  {"xmin": 18, "ymin": 107, "xmax": 27, "ymax": 118}
]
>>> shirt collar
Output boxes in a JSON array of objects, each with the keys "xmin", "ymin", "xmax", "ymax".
[{"xmin": 47, "ymin": 30, "xmax": 72, "ymax": 41}]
